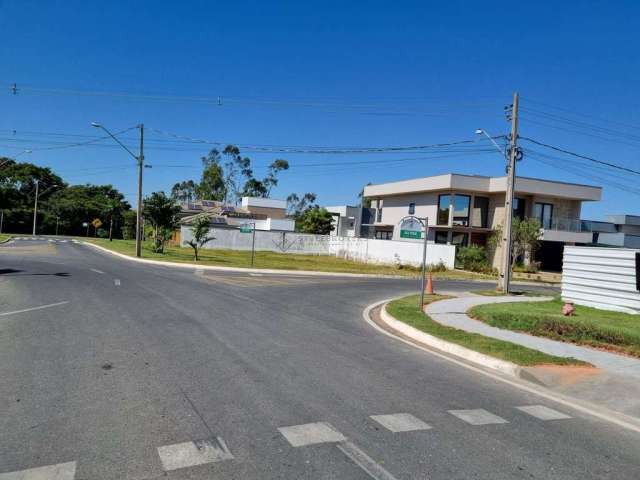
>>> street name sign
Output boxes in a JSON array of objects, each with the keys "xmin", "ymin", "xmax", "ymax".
[
  {"xmin": 240, "ymin": 224, "xmax": 253, "ymax": 233},
  {"xmin": 399, "ymin": 216, "xmax": 423, "ymax": 239}
]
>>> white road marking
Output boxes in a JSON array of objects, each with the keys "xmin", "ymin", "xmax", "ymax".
[
  {"xmin": 249, "ymin": 273, "xmax": 264, "ymax": 277},
  {"xmin": 449, "ymin": 409, "xmax": 508, "ymax": 426},
  {"xmin": 194, "ymin": 269, "xmax": 204, "ymax": 276},
  {"xmin": 336, "ymin": 441, "xmax": 399, "ymax": 480},
  {"xmin": 0, "ymin": 461, "xmax": 76, "ymax": 480},
  {"xmin": 90, "ymin": 268, "xmax": 105, "ymax": 274},
  {"xmin": 0, "ymin": 301, "xmax": 69, "ymax": 317},
  {"xmin": 370, "ymin": 413, "xmax": 432, "ymax": 433},
  {"xmin": 157, "ymin": 437, "xmax": 233, "ymax": 471},
  {"xmin": 114, "ymin": 279, "xmax": 121, "ymax": 286},
  {"xmin": 516, "ymin": 405, "xmax": 572, "ymax": 421},
  {"xmin": 278, "ymin": 422, "xmax": 346, "ymax": 447}
]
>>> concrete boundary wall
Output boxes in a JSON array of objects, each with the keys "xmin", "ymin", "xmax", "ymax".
[
  {"xmin": 562, "ymin": 245, "xmax": 640, "ymax": 314},
  {"xmin": 180, "ymin": 226, "xmax": 456, "ymax": 268}
]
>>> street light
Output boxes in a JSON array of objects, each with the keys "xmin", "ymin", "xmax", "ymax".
[
  {"xmin": 32, "ymin": 181, "xmax": 59, "ymax": 236},
  {"xmin": 475, "ymin": 129, "xmax": 506, "ymax": 157},
  {"xmin": 91, "ymin": 122, "xmax": 145, "ymax": 257},
  {"xmin": 0, "ymin": 149, "xmax": 32, "ymax": 168}
]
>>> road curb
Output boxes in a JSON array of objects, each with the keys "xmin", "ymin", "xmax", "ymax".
[
  {"xmin": 363, "ymin": 299, "xmax": 640, "ymax": 434},
  {"xmin": 379, "ymin": 303, "xmax": 522, "ymax": 378}
]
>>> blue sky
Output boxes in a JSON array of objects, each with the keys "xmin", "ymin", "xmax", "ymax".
[{"xmin": 1, "ymin": 0, "xmax": 639, "ymax": 219}]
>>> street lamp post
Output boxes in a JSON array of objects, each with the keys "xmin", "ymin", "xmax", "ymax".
[
  {"xmin": 32, "ymin": 181, "xmax": 58, "ymax": 236},
  {"xmin": 91, "ymin": 122, "xmax": 144, "ymax": 257},
  {"xmin": 0, "ymin": 149, "xmax": 32, "ymax": 168}
]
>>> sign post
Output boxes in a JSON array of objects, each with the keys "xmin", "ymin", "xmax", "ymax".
[
  {"xmin": 399, "ymin": 216, "xmax": 430, "ymax": 308},
  {"xmin": 240, "ymin": 222, "xmax": 257, "ymax": 267}
]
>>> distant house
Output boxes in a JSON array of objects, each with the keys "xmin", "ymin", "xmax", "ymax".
[
  {"xmin": 173, "ymin": 196, "xmax": 295, "ymax": 244},
  {"xmin": 584, "ymin": 215, "xmax": 640, "ymax": 249},
  {"xmin": 325, "ymin": 205, "xmax": 375, "ymax": 238},
  {"xmin": 362, "ymin": 173, "xmax": 602, "ymax": 271}
]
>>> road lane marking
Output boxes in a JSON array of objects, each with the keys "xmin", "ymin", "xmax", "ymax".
[
  {"xmin": 157, "ymin": 437, "xmax": 233, "ymax": 471},
  {"xmin": 194, "ymin": 268, "xmax": 204, "ymax": 276},
  {"xmin": 448, "ymin": 409, "xmax": 508, "ymax": 426},
  {"xmin": 278, "ymin": 422, "xmax": 346, "ymax": 447},
  {"xmin": 114, "ymin": 279, "xmax": 121, "ymax": 286},
  {"xmin": 0, "ymin": 301, "xmax": 69, "ymax": 317},
  {"xmin": 516, "ymin": 405, "xmax": 572, "ymax": 421},
  {"xmin": 0, "ymin": 461, "xmax": 76, "ymax": 480},
  {"xmin": 336, "ymin": 441, "xmax": 399, "ymax": 480},
  {"xmin": 90, "ymin": 268, "xmax": 105, "ymax": 274},
  {"xmin": 370, "ymin": 413, "xmax": 432, "ymax": 433}
]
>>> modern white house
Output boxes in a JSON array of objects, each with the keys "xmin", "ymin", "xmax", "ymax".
[
  {"xmin": 584, "ymin": 215, "xmax": 640, "ymax": 249},
  {"xmin": 363, "ymin": 173, "xmax": 602, "ymax": 271}
]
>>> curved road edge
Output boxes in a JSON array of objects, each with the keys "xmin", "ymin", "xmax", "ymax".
[{"xmin": 362, "ymin": 298, "xmax": 640, "ymax": 435}]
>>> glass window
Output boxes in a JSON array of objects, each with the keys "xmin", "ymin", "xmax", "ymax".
[
  {"xmin": 472, "ymin": 196, "xmax": 489, "ymax": 228},
  {"xmin": 435, "ymin": 231, "xmax": 449, "ymax": 244},
  {"xmin": 408, "ymin": 202, "xmax": 415, "ymax": 215},
  {"xmin": 376, "ymin": 201, "xmax": 383, "ymax": 222},
  {"xmin": 437, "ymin": 195, "xmax": 451, "ymax": 225},
  {"xmin": 375, "ymin": 230, "xmax": 392, "ymax": 240},
  {"xmin": 452, "ymin": 194, "xmax": 471, "ymax": 226},
  {"xmin": 533, "ymin": 202, "xmax": 554, "ymax": 229},
  {"xmin": 451, "ymin": 232, "xmax": 469, "ymax": 247},
  {"xmin": 513, "ymin": 197, "xmax": 526, "ymax": 220}
]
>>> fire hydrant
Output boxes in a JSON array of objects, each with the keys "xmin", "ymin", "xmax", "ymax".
[{"xmin": 562, "ymin": 301, "xmax": 575, "ymax": 316}]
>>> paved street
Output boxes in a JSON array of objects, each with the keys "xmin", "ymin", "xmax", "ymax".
[{"xmin": 1, "ymin": 237, "xmax": 639, "ymax": 480}]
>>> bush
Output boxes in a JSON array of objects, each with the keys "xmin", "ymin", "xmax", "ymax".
[
  {"xmin": 429, "ymin": 261, "xmax": 448, "ymax": 272},
  {"xmin": 96, "ymin": 228, "xmax": 108, "ymax": 238},
  {"xmin": 513, "ymin": 261, "xmax": 540, "ymax": 273},
  {"xmin": 456, "ymin": 245, "xmax": 493, "ymax": 273}
]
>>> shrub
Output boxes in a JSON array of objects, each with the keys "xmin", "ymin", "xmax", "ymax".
[
  {"xmin": 429, "ymin": 261, "xmax": 448, "ymax": 272},
  {"xmin": 456, "ymin": 245, "xmax": 492, "ymax": 273}
]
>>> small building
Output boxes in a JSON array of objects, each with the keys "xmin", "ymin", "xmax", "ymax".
[
  {"xmin": 363, "ymin": 173, "xmax": 602, "ymax": 271},
  {"xmin": 325, "ymin": 205, "xmax": 377, "ymax": 238},
  {"xmin": 584, "ymin": 215, "xmax": 640, "ymax": 249}
]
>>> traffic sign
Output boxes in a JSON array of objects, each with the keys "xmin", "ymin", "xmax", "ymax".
[
  {"xmin": 240, "ymin": 224, "xmax": 253, "ymax": 233},
  {"xmin": 92, "ymin": 218, "xmax": 103, "ymax": 228}
]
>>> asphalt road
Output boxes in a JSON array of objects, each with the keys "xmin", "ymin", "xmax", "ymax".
[{"xmin": 1, "ymin": 237, "xmax": 638, "ymax": 480}]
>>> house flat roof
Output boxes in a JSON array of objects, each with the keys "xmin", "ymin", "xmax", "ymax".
[{"xmin": 363, "ymin": 173, "xmax": 602, "ymax": 201}]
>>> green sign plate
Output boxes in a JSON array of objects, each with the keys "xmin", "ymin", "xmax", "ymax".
[
  {"xmin": 240, "ymin": 226, "xmax": 252, "ymax": 233},
  {"xmin": 400, "ymin": 229, "xmax": 422, "ymax": 239}
]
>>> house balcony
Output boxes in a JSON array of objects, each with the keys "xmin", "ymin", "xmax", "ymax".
[{"xmin": 539, "ymin": 217, "xmax": 593, "ymax": 244}]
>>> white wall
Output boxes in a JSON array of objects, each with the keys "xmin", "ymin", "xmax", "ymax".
[
  {"xmin": 181, "ymin": 225, "xmax": 456, "ymax": 269},
  {"xmin": 562, "ymin": 246, "xmax": 640, "ymax": 314}
]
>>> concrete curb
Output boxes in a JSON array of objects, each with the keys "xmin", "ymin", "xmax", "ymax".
[
  {"xmin": 379, "ymin": 303, "xmax": 522, "ymax": 378},
  {"xmin": 363, "ymin": 299, "xmax": 640, "ymax": 434},
  {"xmin": 80, "ymin": 241, "xmax": 414, "ymax": 279}
]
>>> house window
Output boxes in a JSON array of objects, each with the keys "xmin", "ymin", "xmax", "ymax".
[
  {"xmin": 472, "ymin": 196, "xmax": 489, "ymax": 228},
  {"xmin": 533, "ymin": 202, "xmax": 554, "ymax": 229},
  {"xmin": 451, "ymin": 232, "xmax": 469, "ymax": 247},
  {"xmin": 408, "ymin": 202, "xmax": 415, "ymax": 215},
  {"xmin": 376, "ymin": 200, "xmax": 383, "ymax": 222},
  {"xmin": 452, "ymin": 194, "xmax": 471, "ymax": 226},
  {"xmin": 435, "ymin": 231, "xmax": 449, "ymax": 244},
  {"xmin": 375, "ymin": 230, "xmax": 393, "ymax": 240},
  {"xmin": 513, "ymin": 197, "xmax": 526, "ymax": 220},
  {"xmin": 437, "ymin": 195, "xmax": 451, "ymax": 225}
]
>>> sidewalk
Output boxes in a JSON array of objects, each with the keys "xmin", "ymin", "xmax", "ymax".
[{"xmin": 424, "ymin": 294, "xmax": 640, "ymax": 418}]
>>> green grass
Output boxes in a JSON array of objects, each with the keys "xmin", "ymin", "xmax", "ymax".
[
  {"xmin": 472, "ymin": 289, "xmax": 556, "ymax": 298},
  {"xmin": 0, "ymin": 233, "xmax": 13, "ymax": 243},
  {"xmin": 469, "ymin": 300, "xmax": 640, "ymax": 358},
  {"xmin": 386, "ymin": 294, "xmax": 588, "ymax": 366},
  {"xmin": 85, "ymin": 238, "xmax": 492, "ymax": 279}
]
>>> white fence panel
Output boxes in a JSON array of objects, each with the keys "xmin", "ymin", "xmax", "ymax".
[{"xmin": 562, "ymin": 246, "xmax": 640, "ymax": 314}]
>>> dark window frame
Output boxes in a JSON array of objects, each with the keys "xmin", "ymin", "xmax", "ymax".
[
  {"xmin": 533, "ymin": 202, "xmax": 554, "ymax": 229},
  {"xmin": 408, "ymin": 202, "xmax": 415, "ymax": 215},
  {"xmin": 472, "ymin": 196, "xmax": 489, "ymax": 228},
  {"xmin": 437, "ymin": 194, "xmax": 451, "ymax": 226},
  {"xmin": 452, "ymin": 194, "xmax": 471, "ymax": 227},
  {"xmin": 434, "ymin": 230, "xmax": 449, "ymax": 244}
]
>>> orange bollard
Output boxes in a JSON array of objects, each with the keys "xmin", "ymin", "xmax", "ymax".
[{"xmin": 425, "ymin": 270, "xmax": 434, "ymax": 295}]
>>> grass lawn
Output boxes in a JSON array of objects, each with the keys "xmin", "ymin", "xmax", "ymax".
[
  {"xmin": 85, "ymin": 238, "xmax": 490, "ymax": 279},
  {"xmin": 0, "ymin": 233, "xmax": 13, "ymax": 243},
  {"xmin": 469, "ymin": 300, "xmax": 640, "ymax": 358},
  {"xmin": 385, "ymin": 294, "xmax": 587, "ymax": 366},
  {"xmin": 472, "ymin": 289, "xmax": 555, "ymax": 297}
]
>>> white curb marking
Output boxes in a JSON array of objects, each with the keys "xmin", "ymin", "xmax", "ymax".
[
  {"xmin": 336, "ymin": 441, "xmax": 399, "ymax": 480},
  {"xmin": 157, "ymin": 437, "xmax": 233, "ymax": 471},
  {"xmin": 0, "ymin": 461, "xmax": 76, "ymax": 480},
  {"xmin": 516, "ymin": 405, "xmax": 572, "ymax": 421},
  {"xmin": 0, "ymin": 301, "xmax": 69, "ymax": 317},
  {"xmin": 448, "ymin": 409, "xmax": 508, "ymax": 425},
  {"xmin": 90, "ymin": 268, "xmax": 105, "ymax": 274},
  {"xmin": 370, "ymin": 413, "xmax": 432, "ymax": 433},
  {"xmin": 278, "ymin": 422, "xmax": 346, "ymax": 447}
]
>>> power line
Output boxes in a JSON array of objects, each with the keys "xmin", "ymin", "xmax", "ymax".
[{"xmin": 519, "ymin": 136, "xmax": 640, "ymax": 176}]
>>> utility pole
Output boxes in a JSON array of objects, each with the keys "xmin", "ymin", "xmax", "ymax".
[
  {"xmin": 32, "ymin": 180, "xmax": 39, "ymax": 236},
  {"xmin": 0, "ymin": 210, "xmax": 3, "ymax": 234},
  {"xmin": 56, "ymin": 216, "xmax": 59, "ymax": 236},
  {"xmin": 498, "ymin": 92, "xmax": 519, "ymax": 293},
  {"xmin": 136, "ymin": 124, "xmax": 144, "ymax": 258}
]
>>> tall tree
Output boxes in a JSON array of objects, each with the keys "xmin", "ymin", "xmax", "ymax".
[
  {"xmin": 171, "ymin": 180, "xmax": 197, "ymax": 203},
  {"xmin": 196, "ymin": 149, "xmax": 226, "ymax": 201},
  {"xmin": 297, "ymin": 206, "xmax": 334, "ymax": 235},
  {"xmin": 143, "ymin": 191, "xmax": 181, "ymax": 253}
]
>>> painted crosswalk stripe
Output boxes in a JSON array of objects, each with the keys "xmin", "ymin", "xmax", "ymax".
[
  {"xmin": 0, "ymin": 461, "xmax": 76, "ymax": 480},
  {"xmin": 516, "ymin": 405, "xmax": 572, "ymax": 421},
  {"xmin": 448, "ymin": 409, "xmax": 508, "ymax": 425},
  {"xmin": 90, "ymin": 268, "xmax": 105, "ymax": 274},
  {"xmin": 157, "ymin": 437, "xmax": 233, "ymax": 471},
  {"xmin": 278, "ymin": 422, "xmax": 346, "ymax": 447},
  {"xmin": 370, "ymin": 413, "xmax": 432, "ymax": 433}
]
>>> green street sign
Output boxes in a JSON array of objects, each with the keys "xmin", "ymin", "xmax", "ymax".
[
  {"xmin": 400, "ymin": 229, "xmax": 422, "ymax": 239},
  {"xmin": 240, "ymin": 225, "xmax": 253, "ymax": 233}
]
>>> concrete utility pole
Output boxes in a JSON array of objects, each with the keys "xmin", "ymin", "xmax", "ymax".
[
  {"xmin": 32, "ymin": 180, "xmax": 39, "ymax": 236},
  {"xmin": 498, "ymin": 92, "xmax": 520, "ymax": 293},
  {"xmin": 136, "ymin": 124, "xmax": 144, "ymax": 258}
]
